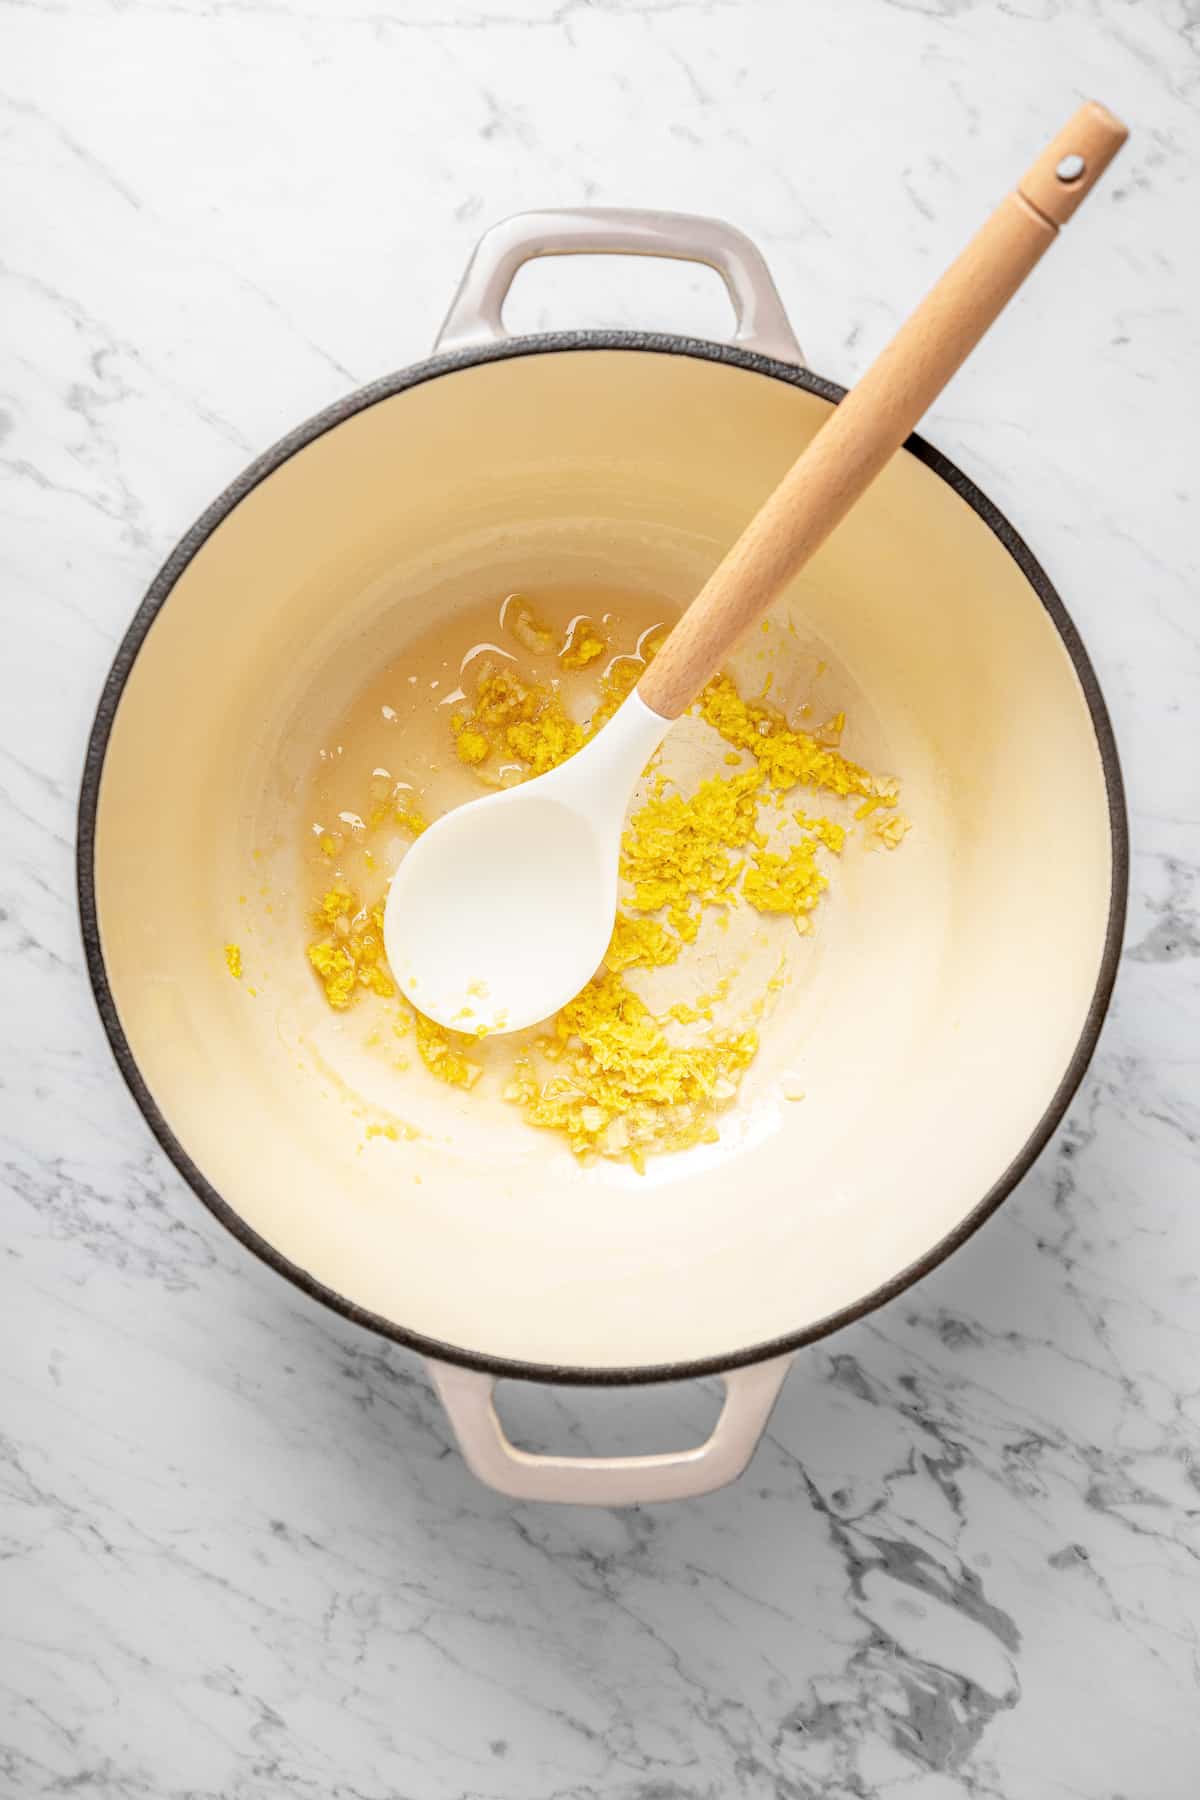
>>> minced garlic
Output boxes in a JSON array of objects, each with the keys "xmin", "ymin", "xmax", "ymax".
[
  {"xmin": 588, "ymin": 654, "xmax": 643, "ymax": 734},
  {"xmin": 742, "ymin": 840, "xmax": 827, "ymax": 924},
  {"xmin": 504, "ymin": 594, "xmax": 555, "ymax": 655},
  {"xmin": 667, "ymin": 977, "xmax": 731, "ymax": 1026},
  {"xmin": 504, "ymin": 970, "xmax": 758, "ymax": 1170},
  {"xmin": 871, "ymin": 810, "xmax": 912, "ymax": 850},
  {"xmin": 604, "ymin": 911, "xmax": 683, "ymax": 973},
  {"xmin": 619, "ymin": 769, "xmax": 763, "ymax": 933},
  {"xmin": 307, "ymin": 886, "xmax": 394, "ymax": 1008},
  {"xmin": 794, "ymin": 810, "xmax": 846, "ymax": 855},
  {"xmin": 413, "ymin": 1010, "xmax": 482, "ymax": 1089},
  {"xmin": 372, "ymin": 797, "xmax": 428, "ymax": 836},
  {"xmin": 451, "ymin": 666, "xmax": 586, "ymax": 776},
  {"xmin": 700, "ymin": 671, "xmax": 893, "ymax": 804},
  {"xmin": 306, "ymin": 882, "xmax": 484, "ymax": 1082},
  {"xmin": 560, "ymin": 617, "xmax": 606, "ymax": 670}
]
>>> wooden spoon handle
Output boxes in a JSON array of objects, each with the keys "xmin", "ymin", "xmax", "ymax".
[{"xmin": 637, "ymin": 101, "xmax": 1128, "ymax": 721}]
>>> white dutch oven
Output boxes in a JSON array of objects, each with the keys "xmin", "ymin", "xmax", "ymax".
[{"xmin": 79, "ymin": 212, "xmax": 1126, "ymax": 1505}]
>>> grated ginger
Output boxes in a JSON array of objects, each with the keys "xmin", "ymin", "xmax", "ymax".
[
  {"xmin": 794, "ymin": 810, "xmax": 846, "ymax": 856},
  {"xmin": 451, "ymin": 666, "xmax": 586, "ymax": 776},
  {"xmin": 503, "ymin": 594, "xmax": 555, "ymax": 655},
  {"xmin": 306, "ymin": 882, "xmax": 481, "ymax": 1083},
  {"xmin": 742, "ymin": 840, "xmax": 828, "ymax": 925},
  {"xmin": 700, "ymin": 672, "xmax": 895, "ymax": 805},
  {"xmin": 604, "ymin": 911, "xmax": 683, "ymax": 973},
  {"xmin": 307, "ymin": 887, "xmax": 394, "ymax": 1008},
  {"xmin": 871, "ymin": 810, "xmax": 912, "ymax": 850},
  {"xmin": 619, "ymin": 769, "xmax": 763, "ymax": 932},
  {"xmin": 560, "ymin": 617, "xmax": 607, "ymax": 670},
  {"xmin": 292, "ymin": 614, "xmax": 907, "ymax": 1167},
  {"xmin": 371, "ymin": 798, "xmax": 428, "ymax": 836},
  {"xmin": 413, "ymin": 1009, "xmax": 482, "ymax": 1089},
  {"xmin": 503, "ymin": 971, "xmax": 758, "ymax": 1170}
]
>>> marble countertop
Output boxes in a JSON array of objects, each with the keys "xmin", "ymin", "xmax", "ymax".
[{"xmin": 3, "ymin": 2, "xmax": 1198, "ymax": 1795}]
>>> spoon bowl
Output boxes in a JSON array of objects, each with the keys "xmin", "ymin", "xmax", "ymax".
[{"xmin": 385, "ymin": 691, "xmax": 670, "ymax": 1032}]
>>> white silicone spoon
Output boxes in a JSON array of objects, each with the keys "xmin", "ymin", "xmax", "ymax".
[{"xmin": 385, "ymin": 103, "xmax": 1126, "ymax": 1035}]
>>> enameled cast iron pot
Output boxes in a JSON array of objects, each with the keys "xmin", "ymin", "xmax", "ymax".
[{"xmin": 79, "ymin": 212, "xmax": 1127, "ymax": 1504}]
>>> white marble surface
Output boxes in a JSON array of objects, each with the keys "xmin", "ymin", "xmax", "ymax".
[{"xmin": 3, "ymin": 1, "xmax": 1199, "ymax": 1794}]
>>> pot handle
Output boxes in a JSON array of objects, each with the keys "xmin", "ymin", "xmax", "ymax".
[
  {"xmin": 433, "ymin": 207, "xmax": 805, "ymax": 365},
  {"xmin": 427, "ymin": 1353, "xmax": 792, "ymax": 1506}
]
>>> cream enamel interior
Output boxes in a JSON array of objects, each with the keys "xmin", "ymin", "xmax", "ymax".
[{"xmin": 92, "ymin": 349, "xmax": 1115, "ymax": 1371}]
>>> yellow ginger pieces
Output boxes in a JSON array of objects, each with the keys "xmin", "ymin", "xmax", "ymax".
[
  {"xmin": 560, "ymin": 616, "xmax": 607, "ymax": 669},
  {"xmin": 742, "ymin": 840, "xmax": 828, "ymax": 928},
  {"xmin": 503, "ymin": 596, "xmax": 556, "ymax": 656},
  {"xmin": 451, "ymin": 666, "xmax": 586, "ymax": 776},
  {"xmin": 307, "ymin": 884, "xmax": 484, "ymax": 1087},
  {"xmin": 298, "ymin": 642, "xmax": 906, "ymax": 1166},
  {"xmin": 603, "ymin": 911, "xmax": 683, "ymax": 973},
  {"xmin": 504, "ymin": 593, "xmax": 608, "ymax": 671},
  {"xmin": 869, "ymin": 810, "xmax": 912, "ymax": 850},
  {"xmin": 389, "ymin": 800, "xmax": 428, "ymax": 836},
  {"xmin": 492, "ymin": 673, "xmax": 898, "ymax": 1163},
  {"xmin": 307, "ymin": 885, "xmax": 395, "ymax": 1009},
  {"xmin": 619, "ymin": 769, "xmax": 763, "ymax": 939},
  {"xmin": 503, "ymin": 969, "xmax": 758, "ymax": 1171},
  {"xmin": 699, "ymin": 672, "xmax": 895, "ymax": 806},
  {"xmin": 794, "ymin": 809, "xmax": 847, "ymax": 855},
  {"xmin": 587, "ymin": 651, "xmax": 652, "ymax": 735},
  {"xmin": 412, "ymin": 1010, "xmax": 482, "ymax": 1089},
  {"xmin": 450, "ymin": 616, "xmax": 644, "ymax": 777}
]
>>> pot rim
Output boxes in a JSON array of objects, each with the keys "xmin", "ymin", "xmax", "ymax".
[{"xmin": 77, "ymin": 329, "xmax": 1129, "ymax": 1388}]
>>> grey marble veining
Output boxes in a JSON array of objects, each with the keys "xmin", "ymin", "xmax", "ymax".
[{"xmin": 2, "ymin": 1, "xmax": 1199, "ymax": 1795}]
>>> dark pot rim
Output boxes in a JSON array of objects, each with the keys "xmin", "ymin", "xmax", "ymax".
[{"xmin": 77, "ymin": 330, "xmax": 1129, "ymax": 1388}]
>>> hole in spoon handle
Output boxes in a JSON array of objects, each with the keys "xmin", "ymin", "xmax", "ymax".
[{"xmin": 1016, "ymin": 99, "xmax": 1128, "ymax": 229}]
